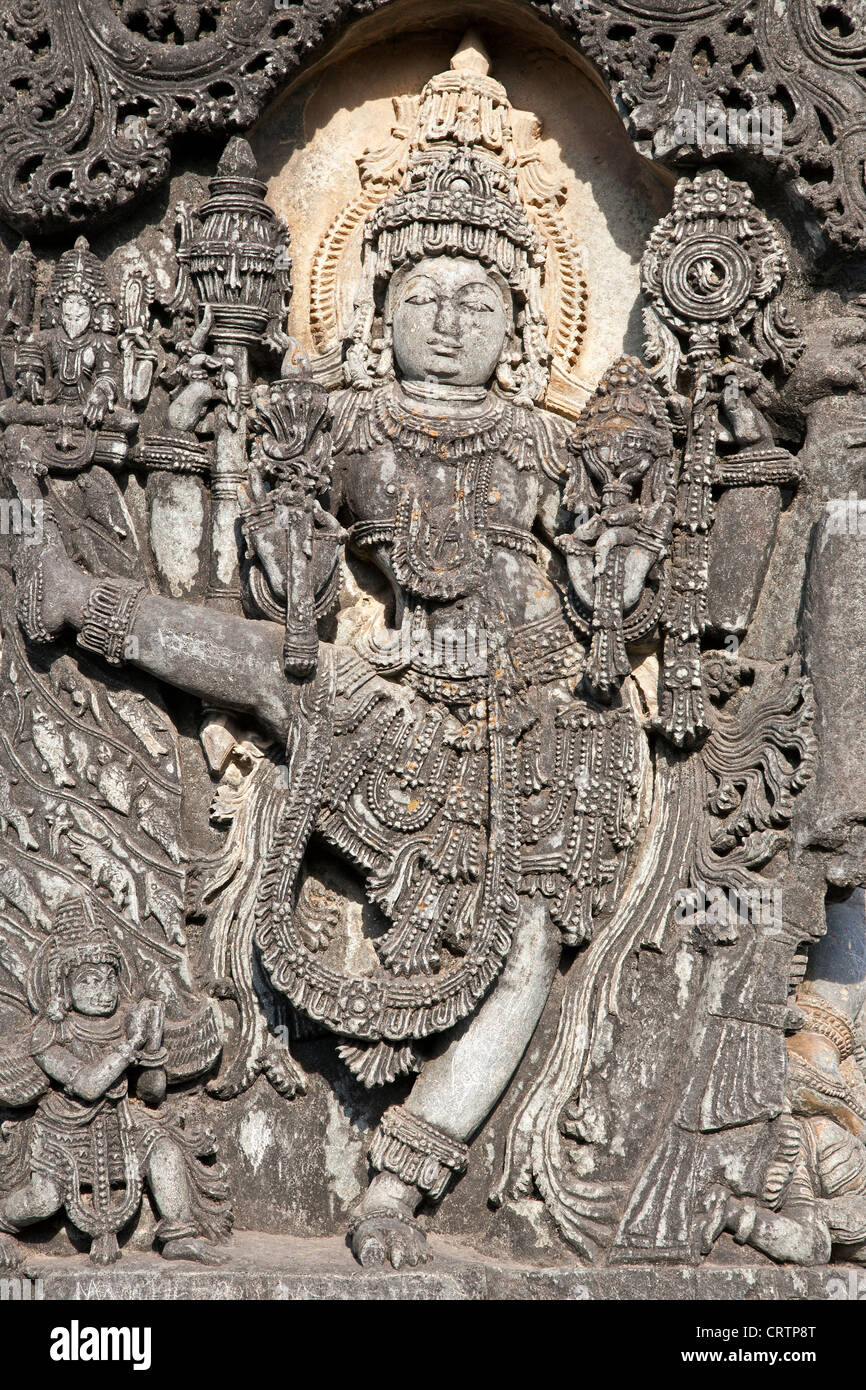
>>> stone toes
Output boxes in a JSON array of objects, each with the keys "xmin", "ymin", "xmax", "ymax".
[
  {"xmin": 358, "ymin": 1234, "xmax": 386, "ymax": 1268},
  {"xmin": 202, "ymin": 1246, "xmax": 230, "ymax": 1265}
]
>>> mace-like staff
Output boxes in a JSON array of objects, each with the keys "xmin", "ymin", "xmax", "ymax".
[{"xmin": 243, "ymin": 348, "xmax": 337, "ymax": 679}]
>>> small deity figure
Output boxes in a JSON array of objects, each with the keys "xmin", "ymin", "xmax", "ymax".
[
  {"xmin": 164, "ymin": 305, "xmax": 240, "ymax": 437},
  {"xmin": 701, "ymin": 988, "xmax": 866, "ymax": 1264},
  {"xmin": 557, "ymin": 356, "xmax": 675, "ymax": 701},
  {"xmin": 0, "ymin": 898, "xmax": 231, "ymax": 1267},
  {"xmin": 0, "ymin": 236, "xmax": 137, "ymax": 468}
]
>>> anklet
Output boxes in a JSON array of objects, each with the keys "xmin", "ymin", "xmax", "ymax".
[{"xmin": 368, "ymin": 1106, "xmax": 469, "ymax": 1203}]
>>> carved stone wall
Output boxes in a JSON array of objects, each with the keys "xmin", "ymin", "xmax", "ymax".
[{"xmin": 0, "ymin": 0, "xmax": 865, "ymax": 1298}]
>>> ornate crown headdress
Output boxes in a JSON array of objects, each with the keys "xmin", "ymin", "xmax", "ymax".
[
  {"xmin": 363, "ymin": 147, "xmax": 544, "ymax": 295},
  {"xmin": 45, "ymin": 236, "xmax": 114, "ymax": 320},
  {"xmin": 27, "ymin": 897, "xmax": 127, "ymax": 1021},
  {"xmin": 343, "ymin": 34, "xmax": 566, "ymax": 406}
]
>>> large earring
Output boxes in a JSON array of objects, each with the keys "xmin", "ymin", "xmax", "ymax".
[
  {"xmin": 516, "ymin": 317, "xmax": 550, "ymax": 406},
  {"xmin": 495, "ymin": 333, "xmax": 522, "ymax": 395},
  {"xmin": 47, "ymin": 970, "xmax": 67, "ymax": 1022},
  {"xmin": 375, "ymin": 318, "xmax": 394, "ymax": 379}
]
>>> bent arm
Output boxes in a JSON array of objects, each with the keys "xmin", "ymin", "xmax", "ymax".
[
  {"xmin": 535, "ymin": 465, "xmax": 569, "ymax": 543},
  {"xmin": 35, "ymin": 1042, "xmax": 137, "ymax": 1103},
  {"xmin": 725, "ymin": 1195, "xmax": 832, "ymax": 1265},
  {"xmin": 51, "ymin": 558, "xmax": 293, "ymax": 742}
]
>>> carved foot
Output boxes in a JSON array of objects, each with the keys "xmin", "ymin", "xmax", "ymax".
[
  {"xmin": 89, "ymin": 1234, "xmax": 122, "ymax": 1265},
  {"xmin": 698, "ymin": 1184, "xmax": 736, "ymax": 1256},
  {"xmin": 349, "ymin": 1208, "xmax": 429, "ymax": 1270},
  {"xmin": 0, "ymin": 1234, "xmax": 21, "ymax": 1270},
  {"xmin": 160, "ymin": 1236, "xmax": 229, "ymax": 1265}
]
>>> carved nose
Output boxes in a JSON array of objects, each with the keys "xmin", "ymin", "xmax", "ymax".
[{"xmin": 432, "ymin": 300, "xmax": 459, "ymax": 337}]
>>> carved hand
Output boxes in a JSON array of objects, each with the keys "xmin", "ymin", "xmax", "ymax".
[
  {"xmin": 563, "ymin": 550, "xmax": 594, "ymax": 609},
  {"xmin": 621, "ymin": 544, "xmax": 658, "ymax": 611},
  {"xmin": 17, "ymin": 367, "xmax": 43, "ymax": 405},
  {"xmin": 782, "ymin": 310, "xmax": 866, "ymax": 414},
  {"xmin": 8, "ymin": 467, "xmax": 92, "ymax": 635},
  {"xmin": 718, "ymin": 370, "xmax": 775, "ymax": 447},
  {"xmin": 240, "ymin": 465, "xmax": 288, "ymax": 602},
  {"xmin": 83, "ymin": 384, "xmax": 111, "ymax": 428},
  {"xmin": 125, "ymin": 998, "xmax": 153, "ymax": 1053},
  {"xmin": 35, "ymin": 535, "xmax": 91, "ymax": 634}
]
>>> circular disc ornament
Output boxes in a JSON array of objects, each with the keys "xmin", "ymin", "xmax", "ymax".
[{"xmin": 661, "ymin": 236, "xmax": 753, "ymax": 323}]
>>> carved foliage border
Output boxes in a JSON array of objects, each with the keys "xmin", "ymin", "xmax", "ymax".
[
  {"xmin": 0, "ymin": 0, "xmax": 866, "ymax": 251},
  {"xmin": 575, "ymin": 0, "xmax": 866, "ymax": 253}
]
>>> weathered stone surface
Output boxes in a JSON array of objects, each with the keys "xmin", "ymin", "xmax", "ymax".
[
  {"xmin": 3, "ymin": 1, "xmax": 866, "ymax": 255},
  {"xmin": 1, "ymin": 0, "xmax": 866, "ymax": 1299},
  {"xmin": 14, "ymin": 1232, "xmax": 859, "ymax": 1301}
]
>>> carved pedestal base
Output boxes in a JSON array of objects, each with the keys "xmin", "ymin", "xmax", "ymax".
[{"xmin": 17, "ymin": 1231, "xmax": 857, "ymax": 1302}]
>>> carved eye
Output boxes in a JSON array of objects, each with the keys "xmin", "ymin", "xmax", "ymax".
[
  {"xmin": 403, "ymin": 288, "xmax": 436, "ymax": 306},
  {"xmin": 459, "ymin": 287, "xmax": 499, "ymax": 312}
]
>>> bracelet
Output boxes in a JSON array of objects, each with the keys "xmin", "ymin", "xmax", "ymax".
[
  {"xmin": 155, "ymin": 1218, "xmax": 199, "ymax": 1243},
  {"xmin": 136, "ymin": 1047, "xmax": 168, "ymax": 1069},
  {"xmin": 241, "ymin": 503, "xmax": 277, "ymax": 560},
  {"xmin": 368, "ymin": 1106, "xmax": 469, "ymax": 1203},
  {"xmin": 77, "ymin": 578, "xmax": 145, "ymax": 666}
]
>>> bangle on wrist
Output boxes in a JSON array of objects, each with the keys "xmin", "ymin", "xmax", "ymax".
[{"xmin": 77, "ymin": 578, "xmax": 145, "ymax": 666}]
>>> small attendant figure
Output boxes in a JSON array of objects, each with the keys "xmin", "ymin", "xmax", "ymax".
[{"xmin": 0, "ymin": 898, "xmax": 231, "ymax": 1268}]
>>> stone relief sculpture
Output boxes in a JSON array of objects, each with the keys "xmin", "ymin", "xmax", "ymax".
[
  {"xmin": 0, "ymin": 898, "xmax": 230, "ymax": 1268},
  {"xmin": 0, "ymin": 1, "xmax": 864, "ymax": 1292}
]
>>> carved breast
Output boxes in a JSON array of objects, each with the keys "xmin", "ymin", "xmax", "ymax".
[{"xmin": 341, "ymin": 440, "xmax": 559, "ymax": 625}]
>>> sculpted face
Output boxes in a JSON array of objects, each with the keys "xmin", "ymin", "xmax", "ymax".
[
  {"xmin": 390, "ymin": 256, "xmax": 511, "ymax": 388},
  {"xmin": 69, "ymin": 962, "xmax": 118, "ymax": 1016},
  {"xmin": 60, "ymin": 292, "xmax": 91, "ymax": 340}
]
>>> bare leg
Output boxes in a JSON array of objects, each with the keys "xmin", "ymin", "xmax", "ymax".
[
  {"xmin": 0, "ymin": 1173, "xmax": 63, "ymax": 1226},
  {"xmin": 145, "ymin": 1136, "xmax": 228, "ymax": 1265},
  {"xmin": 0, "ymin": 1173, "xmax": 63, "ymax": 1267},
  {"xmin": 407, "ymin": 900, "xmax": 561, "ymax": 1136},
  {"xmin": 352, "ymin": 899, "xmax": 560, "ymax": 1267}
]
